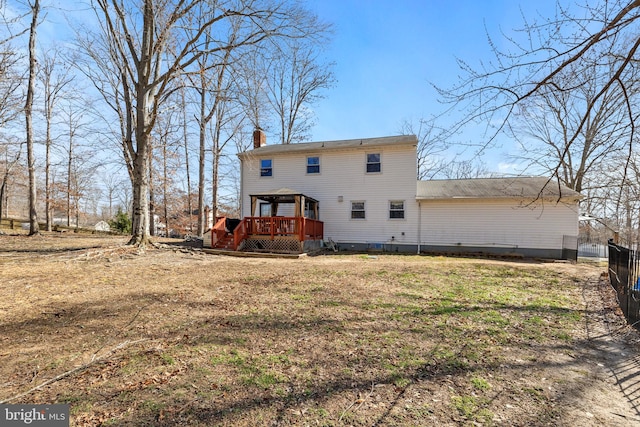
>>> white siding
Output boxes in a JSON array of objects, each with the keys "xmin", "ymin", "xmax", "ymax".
[
  {"xmin": 419, "ymin": 198, "xmax": 579, "ymax": 250},
  {"xmin": 241, "ymin": 145, "xmax": 419, "ymax": 245}
]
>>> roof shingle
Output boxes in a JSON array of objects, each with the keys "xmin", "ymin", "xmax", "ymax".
[
  {"xmin": 416, "ymin": 177, "xmax": 582, "ymax": 201},
  {"xmin": 238, "ymin": 135, "xmax": 417, "ymax": 158}
]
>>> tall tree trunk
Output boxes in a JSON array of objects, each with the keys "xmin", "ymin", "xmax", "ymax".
[
  {"xmin": 25, "ymin": 0, "xmax": 39, "ymax": 236},
  {"xmin": 211, "ymin": 138, "xmax": 219, "ymax": 224},
  {"xmin": 149, "ymin": 145, "xmax": 155, "ymax": 237},
  {"xmin": 74, "ymin": 184, "xmax": 80, "ymax": 230},
  {"xmin": 129, "ymin": 145, "xmax": 150, "ymax": 245},
  {"xmin": 0, "ymin": 173, "xmax": 7, "ymax": 221},
  {"xmin": 197, "ymin": 83, "xmax": 206, "ymax": 237},
  {"xmin": 181, "ymin": 87, "xmax": 192, "ymax": 233},
  {"xmin": 1, "ymin": 149, "xmax": 21, "ymax": 221},
  {"xmin": 67, "ymin": 128, "xmax": 72, "ymax": 227},
  {"xmin": 211, "ymin": 109, "xmax": 224, "ymax": 223},
  {"xmin": 45, "ymin": 117, "xmax": 52, "ymax": 231},
  {"xmin": 162, "ymin": 137, "xmax": 169, "ymax": 237},
  {"xmin": 128, "ymin": 1, "xmax": 153, "ymax": 246}
]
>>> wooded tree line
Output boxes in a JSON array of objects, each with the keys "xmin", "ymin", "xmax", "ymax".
[
  {"xmin": 432, "ymin": 0, "xmax": 640, "ymax": 247},
  {"xmin": 0, "ymin": 0, "xmax": 335, "ymax": 243},
  {"xmin": 2, "ymin": 0, "xmax": 640, "ymax": 246}
]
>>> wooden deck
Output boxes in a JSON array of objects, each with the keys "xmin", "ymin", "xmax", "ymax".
[{"xmin": 209, "ymin": 216, "xmax": 323, "ymax": 253}]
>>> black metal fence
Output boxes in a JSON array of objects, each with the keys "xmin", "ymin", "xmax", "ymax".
[{"xmin": 607, "ymin": 240, "xmax": 640, "ymax": 326}]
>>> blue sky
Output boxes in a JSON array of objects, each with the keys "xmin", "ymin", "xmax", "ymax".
[
  {"xmin": 306, "ymin": 0, "xmax": 560, "ymax": 172},
  {"xmin": 28, "ymin": 0, "xmax": 561, "ymax": 176}
]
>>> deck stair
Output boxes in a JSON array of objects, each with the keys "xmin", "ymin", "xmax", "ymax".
[{"xmin": 212, "ymin": 233, "xmax": 235, "ymax": 250}]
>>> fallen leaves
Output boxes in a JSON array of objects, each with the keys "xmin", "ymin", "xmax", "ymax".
[{"xmin": 1, "ymin": 236, "xmax": 638, "ymax": 426}]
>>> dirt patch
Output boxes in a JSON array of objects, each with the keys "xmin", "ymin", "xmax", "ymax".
[{"xmin": 0, "ymin": 234, "xmax": 639, "ymax": 426}]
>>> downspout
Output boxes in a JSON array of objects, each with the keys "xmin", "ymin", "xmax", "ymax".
[{"xmin": 417, "ymin": 199, "xmax": 421, "ymax": 254}]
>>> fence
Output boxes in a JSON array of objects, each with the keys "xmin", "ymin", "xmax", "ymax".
[
  {"xmin": 578, "ymin": 239, "xmax": 608, "ymax": 258},
  {"xmin": 607, "ymin": 240, "xmax": 640, "ymax": 326}
]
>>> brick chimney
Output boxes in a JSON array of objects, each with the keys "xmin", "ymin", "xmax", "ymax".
[{"xmin": 253, "ymin": 128, "xmax": 266, "ymax": 149}]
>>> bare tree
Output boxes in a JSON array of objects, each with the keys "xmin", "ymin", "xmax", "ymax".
[
  {"xmin": 82, "ymin": 0, "xmax": 324, "ymax": 246},
  {"xmin": 0, "ymin": 2, "xmax": 27, "ymax": 131},
  {"xmin": 438, "ymin": 159, "xmax": 490, "ymax": 180},
  {"xmin": 209, "ymin": 97, "xmax": 244, "ymax": 226},
  {"xmin": 398, "ymin": 117, "xmax": 452, "ymax": 179},
  {"xmin": 57, "ymin": 98, "xmax": 91, "ymax": 227},
  {"xmin": 151, "ymin": 104, "xmax": 182, "ymax": 236},
  {"xmin": 0, "ymin": 138, "xmax": 22, "ymax": 220},
  {"xmin": 235, "ymin": 50, "xmax": 272, "ymax": 134},
  {"xmin": 25, "ymin": 0, "xmax": 39, "ymax": 235},
  {"xmin": 509, "ymin": 51, "xmax": 636, "ymax": 194},
  {"xmin": 186, "ymin": 16, "xmax": 237, "ymax": 236},
  {"xmin": 436, "ymin": 0, "xmax": 640, "ymax": 196},
  {"xmin": 0, "ymin": 19, "xmax": 25, "ymax": 221},
  {"xmin": 590, "ymin": 149, "xmax": 640, "ymax": 244},
  {"xmin": 178, "ymin": 83, "xmax": 194, "ymax": 233},
  {"xmin": 266, "ymin": 39, "xmax": 335, "ymax": 144},
  {"xmin": 68, "ymin": 150, "xmax": 99, "ymax": 229},
  {"xmin": 100, "ymin": 168, "xmax": 125, "ymax": 219},
  {"xmin": 0, "ymin": 49, "xmax": 23, "ymax": 131},
  {"xmin": 39, "ymin": 48, "xmax": 74, "ymax": 231}
]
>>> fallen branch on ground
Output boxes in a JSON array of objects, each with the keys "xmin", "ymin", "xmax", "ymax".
[{"xmin": 0, "ymin": 338, "xmax": 148, "ymax": 404}]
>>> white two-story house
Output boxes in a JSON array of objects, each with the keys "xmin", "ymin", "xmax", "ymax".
[{"xmin": 209, "ymin": 131, "xmax": 581, "ymax": 259}]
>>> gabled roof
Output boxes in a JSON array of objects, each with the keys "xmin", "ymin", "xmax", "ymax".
[
  {"xmin": 238, "ymin": 135, "xmax": 417, "ymax": 158},
  {"xmin": 416, "ymin": 177, "xmax": 582, "ymax": 201}
]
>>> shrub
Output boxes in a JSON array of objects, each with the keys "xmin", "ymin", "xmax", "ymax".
[{"xmin": 109, "ymin": 209, "xmax": 132, "ymax": 234}]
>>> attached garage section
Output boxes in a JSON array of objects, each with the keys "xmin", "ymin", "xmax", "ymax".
[{"xmin": 416, "ymin": 178, "xmax": 582, "ymax": 259}]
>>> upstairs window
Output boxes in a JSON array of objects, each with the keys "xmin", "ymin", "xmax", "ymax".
[
  {"xmin": 366, "ymin": 153, "xmax": 381, "ymax": 173},
  {"xmin": 351, "ymin": 201, "xmax": 366, "ymax": 219},
  {"xmin": 307, "ymin": 156, "xmax": 320, "ymax": 174},
  {"xmin": 260, "ymin": 159, "xmax": 272, "ymax": 177},
  {"xmin": 389, "ymin": 200, "xmax": 405, "ymax": 219}
]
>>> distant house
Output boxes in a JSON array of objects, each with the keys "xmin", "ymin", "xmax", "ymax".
[
  {"xmin": 94, "ymin": 220, "xmax": 111, "ymax": 232},
  {"xmin": 206, "ymin": 132, "xmax": 581, "ymax": 259}
]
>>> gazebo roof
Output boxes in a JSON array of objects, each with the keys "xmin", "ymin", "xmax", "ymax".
[{"xmin": 250, "ymin": 188, "xmax": 318, "ymax": 204}]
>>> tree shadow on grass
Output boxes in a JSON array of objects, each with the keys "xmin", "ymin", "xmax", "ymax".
[{"xmin": 2, "ymin": 279, "xmax": 639, "ymax": 426}]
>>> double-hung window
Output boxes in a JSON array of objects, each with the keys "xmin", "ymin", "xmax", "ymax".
[
  {"xmin": 366, "ymin": 153, "xmax": 381, "ymax": 173},
  {"xmin": 389, "ymin": 200, "xmax": 405, "ymax": 219},
  {"xmin": 307, "ymin": 156, "xmax": 320, "ymax": 174},
  {"xmin": 260, "ymin": 203, "xmax": 272, "ymax": 217},
  {"xmin": 260, "ymin": 159, "xmax": 272, "ymax": 177},
  {"xmin": 351, "ymin": 201, "xmax": 366, "ymax": 219}
]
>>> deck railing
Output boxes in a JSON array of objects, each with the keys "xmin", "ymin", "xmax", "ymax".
[
  {"xmin": 211, "ymin": 216, "xmax": 227, "ymax": 247},
  {"xmin": 233, "ymin": 219, "xmax": 248, "ymax": 250},
  {"xmin": 234, "ymin": 216, "xmax": 323, "ymax": 244},
  {"xmin": 301, "ymin": 218, "xmax": 323, "ymax": 241}
]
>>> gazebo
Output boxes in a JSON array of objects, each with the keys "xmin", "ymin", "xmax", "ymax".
[
  {"xmin": 249, "ymin": 188, "xmax": 319, "ymax": 219},
  {"xmin": 209, "ymin": 188, "xmax": 323, "ymax": 253}
]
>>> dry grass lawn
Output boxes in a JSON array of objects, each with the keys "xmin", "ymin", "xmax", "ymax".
[{"xmin": 1, "ymin": 233, "xmax": 639, "ymax": 426}]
